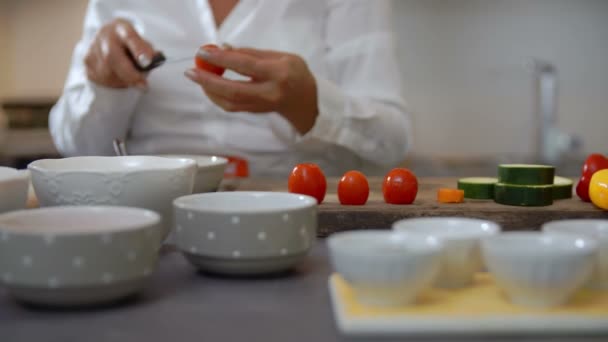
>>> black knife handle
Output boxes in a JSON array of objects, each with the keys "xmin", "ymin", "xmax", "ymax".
[{"xmin": 129, "ymin": 51, "xmax": 166, "ymax": 72}]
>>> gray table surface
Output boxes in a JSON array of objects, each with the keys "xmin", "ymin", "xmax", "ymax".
[{"xmin": 0, "ymin": 241, "xmax": 605, "ymax": 342}]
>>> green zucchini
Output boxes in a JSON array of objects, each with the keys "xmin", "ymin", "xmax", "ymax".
[
  {"xmin": 494, "ymin": 183, "xmax": 553, "ymax": 207},
  {"xmin": 498, "ymin": 164, "xmax": 555, "ymax": 185},
  {"xmin": 457, "ymin": 177, "xmax": 498, "ymax": 199},
  {"xmin": 553, "ymin": 176, "xmax": 573, "ymax": 200}
]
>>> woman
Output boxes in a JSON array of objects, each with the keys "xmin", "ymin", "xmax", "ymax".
[{"xmin": 50, "ymin": 0, "xmax": 410, "ymax": 177}]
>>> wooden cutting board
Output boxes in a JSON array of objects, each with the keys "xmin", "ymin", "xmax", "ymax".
[{"xmin": 237, "ymin": 177, "xmax": 608, "ymax": 237}]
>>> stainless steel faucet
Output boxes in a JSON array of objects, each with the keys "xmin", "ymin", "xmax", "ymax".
[{"xmin": 531, "ymin": 59, "xmax": 581, "ymax": 164}]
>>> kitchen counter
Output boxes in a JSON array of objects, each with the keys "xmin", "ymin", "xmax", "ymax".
[
  {"xmin": 1, "ymin": 242, "xmax": 605, "ymax": 342},
  {"xmin": 238, "ymin": 177, "xmax": 608, "ymax": 237}
]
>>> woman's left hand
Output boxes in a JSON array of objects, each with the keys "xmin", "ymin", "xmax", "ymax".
[{"xmin": 184, "ymin": 47, "xmax": 319, "ymax": 135}]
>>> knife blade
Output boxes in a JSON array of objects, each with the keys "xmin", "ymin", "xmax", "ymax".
[{"xmin": 130, "ymin": 51, "xmax": 192, "ymax": 72}]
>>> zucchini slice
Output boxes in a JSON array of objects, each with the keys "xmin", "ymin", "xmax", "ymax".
[
  {"xmin": 457, "ymin": 177, "xmax": 498, "ymax": 199},
  {"xmin": 553, "ymin": 176, "xmax": 574, "ymax": 200},
  {"xmin": 498, "ymin": 164, "xmax": 555, "ymax": 185},
  {"xmin": 494, "ymin": 183, "xmax": 553, "ymax": 207}
]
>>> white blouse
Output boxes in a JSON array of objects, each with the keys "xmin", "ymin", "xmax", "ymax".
[{"xmin": 50, "ymin": 0, "xmax": 410, "ymax": 177}]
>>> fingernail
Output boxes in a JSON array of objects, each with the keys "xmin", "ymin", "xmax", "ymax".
[
  {"xmin": 184, "ymin": 69, "xmax": 197, "ymax": 80},
  {"xmin": 138, "ymin": 54, "xmax": 151, "ymax": 68},
  {"xmin": 221, "ymin": 43, "xmax": 234, "ymax": 50}
]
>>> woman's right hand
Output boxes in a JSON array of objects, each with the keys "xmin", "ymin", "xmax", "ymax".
[{"xmin": 84, "ymin": 18, "xmax": 156, "ymax": 89}]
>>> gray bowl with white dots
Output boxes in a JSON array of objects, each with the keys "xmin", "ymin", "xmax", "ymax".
[
  {"xmin": 173, "ymin": 192, "xmax": 317, "ymax": 275},
  {"xmin": 0, "ymin": 206, "xmax": 162, "ymax": 307}
]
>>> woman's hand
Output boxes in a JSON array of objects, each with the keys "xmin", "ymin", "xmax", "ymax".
[
  {"xmin": 85, "ymin": 19, "xmax": 156, "ymax": 89},
  {"xmin": 184, "ymin": 47, "xmax": 319, "ymax": 135}
]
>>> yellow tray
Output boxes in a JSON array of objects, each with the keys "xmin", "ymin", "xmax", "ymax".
[{"xmin": 329, "ymin": 273, "xmax": 608, "ymax": 337}]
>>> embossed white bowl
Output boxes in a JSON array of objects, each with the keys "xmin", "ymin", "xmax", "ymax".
[
  {"xmin": 173, "ymin": 192, "xmax": 317, "ymax": 275},
  {"xmin": 28, "ymin": 156, "xmax": 196, "ymax": 239},
  {"xmin": 393, "ymin": 217, "xmax": 501, "ymax": 288},
  {"xmin": 543, "ymin": 219, "xmax": 608, "ymax": 290},
  {"xmin": 482, "ymin": 232, "xmax": 596, "ymax": 308},
  {"xmin": 0, "ymin": 167, "xmax": 29, "ymax": 213},
  {"xmin": 0, "ymin": 206, "xmax": 162, "ymax": 306},
  {"xmin": 158, "ymin": 155, "xmax": 227, "ymax": 193},
  {"xmin": 328, "ymin": 230, "xmax": 442, "ymax": 307}
]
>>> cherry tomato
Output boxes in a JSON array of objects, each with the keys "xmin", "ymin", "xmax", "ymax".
[
  {"xmin": 338, "ymin": 171, "xmax": 369, "ymax": 205},
  {"xmin": 223, "ymin": 156, "xmax": 249, "ymax": 178},
  {"xmin": 288, "ymin": 163, "xmax": 327, "ymax": 204},
  {"xmin": 194, "ymin": 44, "xmax": 225, "ymax": 76},
  {"xmin": 382, "ymin": 168, "xmax": 418, "ymax": 204},
  {"xmin": 576, "ymin": 153, "xmax": 608, "ymax": 202}
]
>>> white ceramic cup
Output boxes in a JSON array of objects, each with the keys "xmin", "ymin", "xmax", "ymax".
[
  {"xmin": 393, "ymin": 217, "xmax": 500, "ymax": 288},
  {"xmin": 543, "ymin": 219, "xmax": 608, "ymax": 290}
]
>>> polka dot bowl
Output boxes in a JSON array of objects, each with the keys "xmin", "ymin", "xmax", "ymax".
[
  {"xmin": 0, "ymin": 167, "xmax": 29, "ymax": 213},
  {"xmin": 0, "ymin": 206, "xmax": 162, "ymax": 307},
  {"xmin": 173, "ymin": 191, "xmax": 317, "ymax": 275},
  {"xmin": 28, "ymin": 156, "xmax": 196, "ymax": 240}
]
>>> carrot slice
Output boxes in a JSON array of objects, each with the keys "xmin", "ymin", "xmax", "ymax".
[{"xmin": 437, "ymin": 188, "xmax": 465, "ymax": 203}]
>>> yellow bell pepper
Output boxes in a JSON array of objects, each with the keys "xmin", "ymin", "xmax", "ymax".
[{"xmin": 590, "ymin": 169, "xmax": 608, "ymax": 210}]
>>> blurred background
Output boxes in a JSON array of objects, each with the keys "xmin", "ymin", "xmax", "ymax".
[{"xmin": 0, "ymin": 0, "xmax": 606, "ymax": 176}]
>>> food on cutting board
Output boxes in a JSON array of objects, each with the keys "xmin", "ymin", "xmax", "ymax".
[
  {"xmin": 437, "ymin": 188, "xmax": 464, "ymax": 204},
  {"xmin": 288, "ymin": 163, "xmax": 327, "ymax": 204},
  {"xmin": 338, "ymin": 171, "xmax": 369, "ymax": 205},
  {"xmin": 456, "ymin": 164, "xmax": 569, "ymax": 207},
  {"xmin": 553, "ymin": 176, "xmax": 573, "ymax": 200},
  {"xmin": 195, "ymin": 44, "xmax": 226, "ymax": 75},
  {"xmin": 457, "ymin": 177, "xmax": 497, "ymax": 199},
  {"xmin": 494, "ymin": 183, "xmax": 554, "ymax": 207},
  {"xmin": 494, "ymin": 164, "xmax": 555, "ymax": 207},
  {"xmin": 382, "ymin": 168, "xmax": 418, "ymax": 205},
  {"xmin": 498, "ymin": 164, "xmax": 555, "ymax": 185},
  {"xmin": 576, "ymin": 153, "xmax": 608, "ymax": 202},
  {"xmin": 589, "ymin": 169, "xmax": 608, "ymax": 210}
]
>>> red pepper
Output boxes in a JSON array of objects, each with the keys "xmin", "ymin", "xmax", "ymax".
[{"xmin": 576, "ymin": 153, "xmax": 608, "ymax": 201}]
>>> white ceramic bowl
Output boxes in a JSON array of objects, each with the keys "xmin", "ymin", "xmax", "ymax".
[
  {"xmin": 392, "ymin": 217, "xmax": 500, "ymax": 288},
  {"xmin": 28, "ymin": 156, "xmax": 196, "ymax": 239},
  {"xmin": 328, "ymin": 230, "xmax": 442, "ymax": 307},
  {"xmin": 173, "ymin": 191, "xmax": 317, "ymax": 275},
  {"xmin": 159, "ymin": 155, "xmax": 227, "ymax": 193},
  {"xmin": 0, "ymin": 206, "xmax": 162, "ymax": 306},
  {"xmin": 0, "ymin": 167, "xmax": 29, "ymax": 213},
  {"xmin": 542, "ymin": 219, "xmax": 608, "ymax": 290},
  {"xmin": 482, "ymin": 232, "xmax": 596, "ymax": 308}
]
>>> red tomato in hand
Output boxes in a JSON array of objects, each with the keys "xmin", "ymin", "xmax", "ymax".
[
  {"xmin": 194, "ymin": 44, "xmax": 225, "ymax": 76},
  {"xmin": 288, "ymin": 163, "xmax": 327, "ymax": 204},
  {"xmin": 382, "ymin": 168, "xmax": 418, "ymax": 204},
  {"xmin": 338, "ymin": 171, "xmax": 369, "ymax": 205}
]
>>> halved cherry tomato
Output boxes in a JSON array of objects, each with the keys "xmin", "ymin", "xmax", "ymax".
[
  {"xmin": 338, "ymin": 171, "xmax": 369, "ymax": 205},
  {"xmin": 288, "ymin": 163, "xmax": 327, "ymax": 204},
  {"xmin": 382, "ymin": 168, "xmax": 418, "ymax": 205},
  {"xmin": 195, "ymin": 44, "xmax": 225, "ymax": 76}
]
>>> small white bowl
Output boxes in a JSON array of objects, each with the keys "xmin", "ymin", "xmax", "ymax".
[
  {"xmin": 159, "ymin": 155, "xmax": 227, "ymax": 193},
  {"xmin": 0, "ymin": 167, "xmax": 29, "ymax": 213},
  {"xmin": 393, "ymin": 217, "xmax": 500, "ymax": 288},
  {"xmin": 542, "ymin": 219, "xmax": 608, "ymax": 290},
  {"xmin": 0, "ymin": 206, "xmax": 162, "ymax": 306},
  {"xmin": 174, "ymin": 191, "xmax": 317, "ymax": 275},
  {"xmin": 482, "ymin": 232, "xmax": 596, "ymax": 308},
  {"xmin": 328, "ymin": 230, "xmax": 442, "ymax": 307},
  {"xmin": 28, "ymin": 156, "xmax": 196, "ymax": 239}
]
